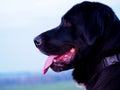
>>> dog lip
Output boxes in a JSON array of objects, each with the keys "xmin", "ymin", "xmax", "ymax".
[{"xmin": 50, "ymin": 48, "xmax": 76, "ymax": 72}]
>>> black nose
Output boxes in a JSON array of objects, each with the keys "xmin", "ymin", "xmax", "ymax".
[{"xmin": 34, "ymin": 36, "xmax": 42, "ymax": 46}]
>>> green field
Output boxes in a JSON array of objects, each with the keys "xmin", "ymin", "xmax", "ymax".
[{"xmin": 1, "ymin": 82, "xmax": 85, "ymax": 90}]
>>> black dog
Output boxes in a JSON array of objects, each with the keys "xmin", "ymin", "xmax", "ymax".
[{"xmin": 34, "ymin": 1, "xmax": 120, "ymax": 90}]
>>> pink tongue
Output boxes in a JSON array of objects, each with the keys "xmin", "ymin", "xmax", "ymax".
[{"xmin": 42, "ymin": 55, "xmax": 57, "ymax": 74}]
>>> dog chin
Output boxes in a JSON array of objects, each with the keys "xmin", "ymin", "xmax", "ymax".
[{"xmin": 50, "ymin": 63, "xmax": 73, "ymax": 72}]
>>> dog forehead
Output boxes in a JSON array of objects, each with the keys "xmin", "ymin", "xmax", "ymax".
[
  {"xmin": 63, "ymin": 1, "xmax": 109, "ymax": 19},
  {"xmin": 62, "ymin": 3, "xmax": 96, "ymax": 24}
]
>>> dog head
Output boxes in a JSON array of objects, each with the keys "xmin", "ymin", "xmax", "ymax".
[{"xmin": 34, "ymin": 1, "xmax": 117, "ymax": 74}]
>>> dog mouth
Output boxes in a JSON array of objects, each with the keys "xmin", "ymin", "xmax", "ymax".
[{"xmin": 42, "ymin": 48, "xmax": 76, "ymax": 74}]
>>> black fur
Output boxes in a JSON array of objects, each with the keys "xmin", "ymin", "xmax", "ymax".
[{"xmin": 34, "ymin": 1, "xmax": 120, "ymax": 90}]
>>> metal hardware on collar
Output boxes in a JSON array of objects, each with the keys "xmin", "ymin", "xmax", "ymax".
[
  {"xmin": 103, "ymin": 54, "xmax": 120, "ymax": 67},
  {"xmin": 96, "ymin": 54, "xmax": 120, "ymax": 72}
]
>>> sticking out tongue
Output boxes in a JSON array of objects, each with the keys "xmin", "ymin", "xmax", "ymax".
[
  {"xmin": 42, "ymin": 48, "xmax": 75, "ymax": 74},
  {"xmin": 42, "ymin": 55, "xmax": 57, "ymax": 74}
]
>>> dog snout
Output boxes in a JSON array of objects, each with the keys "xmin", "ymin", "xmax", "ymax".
[{"xmin": 34, "ymin": 36, "xmax": 42, "ymax": 46}]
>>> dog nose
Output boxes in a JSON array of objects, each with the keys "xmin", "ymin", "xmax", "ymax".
[{"xmin": 34, "ymin": 36, "xmax": 42, "ymax": 46}]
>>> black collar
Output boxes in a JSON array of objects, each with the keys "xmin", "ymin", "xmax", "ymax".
[{"xmin": 97, "ymin": 54, "xmax": 120, "ymax": 72}]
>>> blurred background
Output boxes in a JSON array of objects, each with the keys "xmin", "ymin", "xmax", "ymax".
[{"xmin": 0, "ymin": 0, "xmax": 120, "ymax": 90}]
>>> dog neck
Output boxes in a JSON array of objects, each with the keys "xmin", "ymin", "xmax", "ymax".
[{"xmin": 96, "ymin": 54, "xmax": 120, "ymax": 72}]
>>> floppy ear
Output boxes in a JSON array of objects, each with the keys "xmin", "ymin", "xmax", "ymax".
[
  {"xmin": 84, "ymin": 9, "xmax": 104, "ymax": 45},
  {"xmin": 84, "ymin": 7, "xmax": 115, "ymax": 45}
]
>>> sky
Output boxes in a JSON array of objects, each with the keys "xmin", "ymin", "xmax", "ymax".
[{"xmin": 0, "ymin": 0, "xmax": 120, "ymax": 73}]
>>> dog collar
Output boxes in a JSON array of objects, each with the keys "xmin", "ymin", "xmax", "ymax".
[{"xmin": 97, "ymin": 54, "xmax": 120, "ymax": 72}]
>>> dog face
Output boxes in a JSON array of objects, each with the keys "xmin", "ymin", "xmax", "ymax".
[
  {"xmin": 34, "ymin": 19, "xmax": 78, "ymax": 73},
  {"xmin": 34, "ymin": 1, "xmax": 116, "ymax": 74}
]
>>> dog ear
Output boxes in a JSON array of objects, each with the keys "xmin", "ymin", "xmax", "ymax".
[
  {"xmin": 84, "ymin": 9, "xmax": 104, "ymax": 45},
  {"xmin": 84, "ymin": 7, "xmax": 115, "ymax": 45}
]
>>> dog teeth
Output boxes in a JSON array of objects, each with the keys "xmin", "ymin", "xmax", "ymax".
[
  {"xmin": 53, "ymin": 59, "xmax": 57, "ymax": 63},
  {"xmin": 70, "ymin": 48, "xmax": 75, "ymax": 53},
  {"xmin": 65, "ymin": 55, "xmax": 68, "ymax": 57}
]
